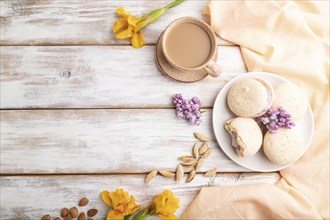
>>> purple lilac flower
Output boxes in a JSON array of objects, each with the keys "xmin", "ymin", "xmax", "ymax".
[
  {"xmin": 257, "ymin": 107, "xmax": 295, "ymax": 134},
  {"xmin": 173, "ymin": 93, "xmax": 202, "ymax": 126}
]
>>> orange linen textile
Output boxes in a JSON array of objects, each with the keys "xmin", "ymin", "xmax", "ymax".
[{"xmin": 181, "ymin": 1, "xmax": 329, "ymax": 219}]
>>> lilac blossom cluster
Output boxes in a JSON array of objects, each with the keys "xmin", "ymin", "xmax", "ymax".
[
  {"xmin": 173, "ymin": 93, "xmax": 202, "ymax": 126},
  {"xmin": 257, "ymin": 107, "xmax": 295, "ymax": 133}
]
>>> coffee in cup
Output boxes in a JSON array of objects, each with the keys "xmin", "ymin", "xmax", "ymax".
[{"xmin": 161, "ymin": 17, "xmax": 221, "ymax": 77}]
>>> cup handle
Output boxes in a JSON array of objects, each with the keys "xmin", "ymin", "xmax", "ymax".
[{"xmin": 203, "ymin": 60, "xmax": 222, "ymax": 77}]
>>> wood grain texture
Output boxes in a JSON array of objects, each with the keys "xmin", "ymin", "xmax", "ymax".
[
  {"xmin": 0, "ymin": 109, "xmax": 253, "ymax": 174},
  {"xmin": 0, "ymin": 173, "xmax": 280, "ymax": 219},
  {"xmin": 0, "ymin": 1, "xmax": 280, "ymax": 218},
  {"xmin": 0, "ymin": 46, "xmax": 246, "ymax": 109},
  {"xmin": 0, "ymin": 0, "xmax": 233, "ymax": 46}
]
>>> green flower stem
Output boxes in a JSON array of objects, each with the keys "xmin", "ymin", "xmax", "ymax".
[
  {"xmin": 125, "ymin": 214, "xmax": 134, "ymax": 220},
  {"xmin": 165, "ymin": 0, "xmax": 185, "ymax": 9},
  {"xmin": 131, "ymin": 208, "xmax": 151, "ymax": 220},
  {"xmin": 136, "ymin": 0, "xmax": 185, "ymax": 31}
]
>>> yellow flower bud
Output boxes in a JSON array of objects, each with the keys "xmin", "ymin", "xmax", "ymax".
[
  {"xmin": 100, "ymin": 189, "xmax": 141, "ymax": 220},
  {"xmin": 148, "ymin": 190, "xmax": 180, "ymax": 220},
  {"xmin": 112, "ymin": 0, "xmax": 185, "ymax": 48}
]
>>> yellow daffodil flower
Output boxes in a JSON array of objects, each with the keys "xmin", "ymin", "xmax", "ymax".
[
  {"xmin": 113, "ymin": 0, "xmax": 185, "ymax": 48},
  {"xmin": 148, "ymin": 190, "xmax": 180, "ymax": 220},
  {"xmin": 101, "ymin": 189, "xmax": 141, "ymax": 220}
]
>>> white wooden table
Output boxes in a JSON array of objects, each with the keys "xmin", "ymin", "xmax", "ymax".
[{"xmin": 0, "ymin": 1, "xmax": 280, "ymax": 219}]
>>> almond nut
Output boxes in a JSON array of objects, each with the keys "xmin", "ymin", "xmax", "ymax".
[
  {"xmin": 87, "ymin": 209, "xmax": 98, "ymax": 217},
  {"xmin": 193, "ymin": 143, "xmax": 199, "ymax": 158},
  {"xmin": 41, "ymin": 215, "xmax": 51, "ymax": 220},
  {"xmin": 178, "ymin": 155, "xmax": 195, "ymax": 161},
  {"xmin": 199, "ymin": 143, "xmax": 208, "ymax": 155},
  {"xmin": 181, "ymin": 160, "xmax": 197, "ymax": 166},
  {"xmin": 79, "ymin": 197, "xmax": 89, "ymax": 206},
  {"xmin": 195, "ymin": 157, "xmax": 204, "ymax": 171},
  {"xmin": 186, "ymin": 169, "xmax": 196, "ymax": 183},
  {"xmin": 65, "ymin": 214, "xmax": 72, "ymax": 220},
  {"xmin": 176, "ymin": 164, "xmax": 184, "ymax": 182},
  {"xmin": 194, "ymin": 132, "xmax": 209, "ymax": 142},
  {"xmin": 159, "ymin": 170, "xmax": 175, "ymax": 177},
  {"xmin": 145, "ymin": 169, "xmax": 157, "ymax": 184},
  {"xmin": 70, "ymin": 207, "xmax": 78, "ymax": 218},
  {"xmin": 61, "ymin": 208, "xmax": 69, "ymax": 217},
  {"xmin": 54, "ymin": 218, "xmax": 61, "ymax": 220},
  {"xmin": 201, "ymin": 148, "xmax": 212, "ymax": 159},
  {"xmin": 78, "ymin": 212, "xmax": 86, "ymax": 220},
  {"xmin": 204, "ymin": 168, "xmax": 217, "ymax": 177}
]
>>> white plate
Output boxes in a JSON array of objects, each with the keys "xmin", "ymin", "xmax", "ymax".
[{"xmin": 212, "ymin": 72, "xmax": 314, "ymax": 172}]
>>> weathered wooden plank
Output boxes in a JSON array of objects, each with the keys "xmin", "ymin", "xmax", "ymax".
[
  {"xmin": 0, "ymin": 173, "xmax": 280, "ymax": 219},
  {"xmin": 0, "ymin": 46, "xmax": 246, "ymax": 109},
  {"xmin": 0, "ymin": 0, "xmax": 233, "ymax": 46},
  {"xmin": 0, "ymin": 109, "xmax": 253, "ymax": 174}
]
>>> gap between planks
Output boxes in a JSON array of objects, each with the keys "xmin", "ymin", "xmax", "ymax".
[
  {"xmin": 0, "ymin": 43, "xmax": 235, "ymax": 48},
  {"xmin": 0, "ymin": 44, "xmax": 238, "ymax": 47},
  {"xmin": 0, "ymin": 43, "xmax": 139, "ymax": 46},
  {"xmin": 0, "ymin": 107, "xmax": 212, "ymax": 111},
  {"xmin": 0, "ymin": 172, "xmax": 278, "ymax": 177}
]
